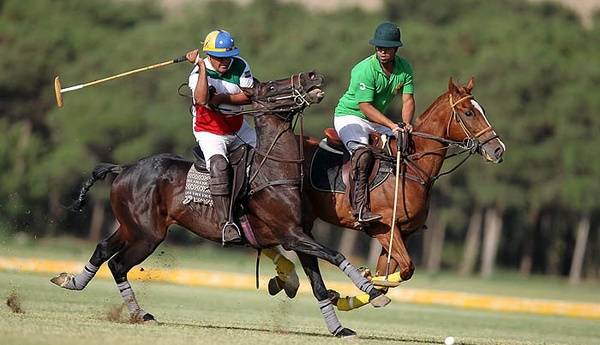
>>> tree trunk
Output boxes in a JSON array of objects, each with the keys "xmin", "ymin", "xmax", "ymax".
[
  {"xmin": 569, "ymin": 214, "xmax": 590, "ymax": 285},
  {"xmin": 459, "ymin": 207, "xmax": 483, "ymax": 276},
  {"xmin": 14, "ymin": 120, "xmax": 32, "ymax": 176},
  {"xmin": 480, "ymin": 207, "xmax": 503, "ymax": 278},
  {"xmin": 367, "ymin": 237, "xmax": 382, "ymax": 268},
  {"xmin": 425, "ymin": 214, "xmax": 447, "ymax": 274},
  {"xmin": 338, "ymin": 230, "xmax": 359, "ymax": 258},
  {"xmin": 519, "ymin": 209, "xmax": 539, "ymax": 276},
  {"xmin": 88, "ymin": 199, "xmax": 106, "ymax": 242}
]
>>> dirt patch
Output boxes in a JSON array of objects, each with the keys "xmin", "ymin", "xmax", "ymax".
[
  {"xmin": 105, "ymin": 303, "xmax": 147, "ymax": 324},
  {"xmin": 106, "ymin": 303, "xmax": 126, "ymax": 322},
  {"xmin": 6, "ymin": 292, "xmax": 24, "ymax": 314}
]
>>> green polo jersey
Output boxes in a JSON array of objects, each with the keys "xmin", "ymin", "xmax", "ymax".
[{"xmin": 334, "ymin": 54, "xmax": 414, "ymax": 119}]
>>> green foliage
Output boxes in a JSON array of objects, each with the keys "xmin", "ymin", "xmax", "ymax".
[{"xmin": 0, "ymin": 0, "xmax": 599, "ymax": 275}]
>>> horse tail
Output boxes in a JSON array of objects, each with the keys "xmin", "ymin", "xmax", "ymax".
[{"xmin": 72, "ymin": 163, "xmax": 123, "ymax": 212}]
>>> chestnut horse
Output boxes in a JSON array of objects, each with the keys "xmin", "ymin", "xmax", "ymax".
[
  {"xmin": 301, "ymin": 77, "xmax": 506, "ymax": 310},
  {"xmin": 51, "ymin": 71, "xmax": 389, "ymax": 338}
]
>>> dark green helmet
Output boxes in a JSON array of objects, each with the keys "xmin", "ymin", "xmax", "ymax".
[{"xmin": 369, "ymin": 22, "xmax": 403, "ymax": 48}]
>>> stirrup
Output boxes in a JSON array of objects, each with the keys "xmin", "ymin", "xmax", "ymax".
[
  {"xmin": 357, "ymin": 208, "xmax": 382, "ymax": 224},
  {"xmin": 222, "ymin": 221, "xmax": 242, "ymax": 245}
]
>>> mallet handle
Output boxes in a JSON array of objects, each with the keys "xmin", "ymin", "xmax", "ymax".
[{"xmin": 60, "ymin": 55, "xmax": 187, "ymax": 93}]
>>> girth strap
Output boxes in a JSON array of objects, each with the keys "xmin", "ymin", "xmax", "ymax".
[{"xmin": 249, "ymin": 179, "xmax": 301, "ymax": 196}]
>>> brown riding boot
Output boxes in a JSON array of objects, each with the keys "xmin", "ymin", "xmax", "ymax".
[
  {"xmin": 209, "ymin": 155, "xmax": 242, "ymax": 245},
  {"xmin": 351, "ymin": 147, "xmax": 382, "ymax": 224}
]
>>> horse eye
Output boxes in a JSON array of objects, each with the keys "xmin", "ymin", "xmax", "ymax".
[
  {"xmin": 465, "ymin": 110, "xmax": 474, "ymax": 117},
  {"xmin": 269, "ymin": 85, "xmax": 276, "ymax": 91}
]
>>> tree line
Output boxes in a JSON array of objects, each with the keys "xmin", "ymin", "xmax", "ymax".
[{"xmin": 1, "ymin": 0, "xmax": 599, "ymax": 282}]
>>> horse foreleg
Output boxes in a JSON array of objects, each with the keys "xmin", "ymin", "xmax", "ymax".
[
  {"xmin": 262, "ymin": 247, "xmax": 299, "ymax": 298},
  {"xmin": 373, "ymin": 229, "xmax": 415, "ymax": 282},
  {"xmin": 296, "ymin": 252, "xmax": 356, "ymax": 338},
  {"xmin": 284, "ymin": 235, "xmax": 391, "ymax": 309},
  {"xmin": 329, "ymin": 226, "xmax": 413, "ymax": 312},
  {"xmin": 51, "ymin": 227, "xmax": 125, "ymax": 290}
]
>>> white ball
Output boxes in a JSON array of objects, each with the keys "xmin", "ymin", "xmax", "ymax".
[{"xmin": 444, "ymin": 336, "xmax": 455, "ymax": 345}]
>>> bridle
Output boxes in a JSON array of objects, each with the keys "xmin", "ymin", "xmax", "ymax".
[
  {"xmin": 447, "ymin": 94, "xmax": 498, "ymax": 148},
  {"xmin": 385, "ymin": 93, "xmax": 501, "ymax": 185},
  {"xmin": 248, "ymin": 73, "xmax": 321, "ymax": 194}
]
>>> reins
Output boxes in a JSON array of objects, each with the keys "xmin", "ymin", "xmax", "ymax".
[{"xmin": 248, "ymin": 74, "xmax": 313, "ymax": 194}]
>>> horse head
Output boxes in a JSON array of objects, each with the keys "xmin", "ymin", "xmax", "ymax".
[
  {"xmin": 244, "ymin": 71, "xmax": 325, "ymax": 120},
  {"xmin": 446, "ymin": 77, "xmax": 506, "ymax": 163}
]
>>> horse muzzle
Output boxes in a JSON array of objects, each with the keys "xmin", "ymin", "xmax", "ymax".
[{"xmin": 481, "ymin": 138, "xmax": 505, "ymax": 163}]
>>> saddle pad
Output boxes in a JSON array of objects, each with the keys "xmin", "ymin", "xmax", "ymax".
[
  {"xmin": 183, "ymin": 165, "xmax": 213, "ymax": 206},
  {"xmin": 309, "ymin": 145, "xmax": 393, "ymax": 194}
]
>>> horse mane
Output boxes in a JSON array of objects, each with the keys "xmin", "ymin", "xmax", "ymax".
[{"xmin": 414, "ymin": 91, "xmax": 450, "ymax": 128}]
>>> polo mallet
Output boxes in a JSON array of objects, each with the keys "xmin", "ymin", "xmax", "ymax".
[
  {"xmin": 54, "ymin": 55, "xmax": 188, "ymax": 108},
  {"xmin": 382, "ymin": 125, "xmax": 407, "ymax": 287}
]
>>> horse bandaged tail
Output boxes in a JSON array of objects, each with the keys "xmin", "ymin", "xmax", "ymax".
[{"xmin": 183, "ymin": 165, "xmax": 213, "ymax": 206}]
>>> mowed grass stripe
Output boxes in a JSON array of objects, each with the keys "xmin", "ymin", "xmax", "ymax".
[{"xmin": 1, "ymin": 256, "xmax": 599, "ymax": 320}]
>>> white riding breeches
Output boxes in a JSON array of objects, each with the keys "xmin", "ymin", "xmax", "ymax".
[
  {"xmin": 334, "ymin": 114, "xmax": 394, "ymax": 153},
  {"xmin": 193, "ymin": 120, "xmax": 256, "ymax": 169}
]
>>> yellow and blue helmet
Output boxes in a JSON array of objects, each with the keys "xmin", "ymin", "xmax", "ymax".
[{"xmin": 202, "ymin": 30, "xmax": 239, "ymax": 58}]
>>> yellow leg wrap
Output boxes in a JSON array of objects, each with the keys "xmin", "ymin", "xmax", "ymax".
[
  {"xmin": 371, "ymin": 271, "xmax": 402, "ymax": 285},
  {"xmin": 335, "ymin": 293, "xmax": 371, "ymax": 311},
  {"xmin": 263, "ymin": 248, "xmax": 295, "ymax": 280}
]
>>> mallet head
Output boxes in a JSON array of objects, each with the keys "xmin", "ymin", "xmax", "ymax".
[{"xmin": 54, "ymin": 76, "xmax": 63, "ymax": 108}]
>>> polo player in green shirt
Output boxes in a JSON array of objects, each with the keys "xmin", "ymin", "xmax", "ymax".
[{"xmin": 334, "ymin": 22, "xmax": 415, "ymax": 224}]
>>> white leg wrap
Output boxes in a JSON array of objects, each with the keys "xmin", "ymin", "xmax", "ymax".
[
  {"xmin": 318, "ymin": 299, "xmax": 343, "ymax": 335},
  {"xmin": 116, "ymin": 281, "xmax": 145, "ymax": 316},
  {"xmin": 339, "ymin": 259, "xmax": 374, "ymax": 294},
  {"xmin": 62, "ymin": 262, "xmax": 99, "ymax": 290}
]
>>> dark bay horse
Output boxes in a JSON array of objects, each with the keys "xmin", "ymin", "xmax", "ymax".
[
  {"xmin": 51, "ymin": 71, "xmax": 389, "ymax": 337},
  {"xmin": 300, "ymin": 78, "xmax": 506, "ymax": 310}
]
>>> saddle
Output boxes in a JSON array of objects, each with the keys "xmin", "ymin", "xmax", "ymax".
[
  {"xmin": 186, "ymin": 144, "xmax": 260, "ymax": 247},
  {"xmin": 309, "ymin": 128, "xmax": 394, "ymax": 194}
]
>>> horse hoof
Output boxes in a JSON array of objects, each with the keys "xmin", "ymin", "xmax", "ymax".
[
  {"xmin": 335, "ymin": 328, "xmax": 357, "ymax": 338},
  {"xmin": 268, "ymin": 277, "xmax": 283, "ymax": 296},
  {"xmin": 143, "ymin": 313, "xmax": 159, "ymax": 324},
  {"xmin": 50, "ymin": 272, "xmax": 71, "ymax": 288},
  {"xmin": 369, "ymin": 294, "xmax": 391, "ymax": 308},
  {"xmin": 283, "ymin": 276, "xmax": 299, "ymax": 299}
]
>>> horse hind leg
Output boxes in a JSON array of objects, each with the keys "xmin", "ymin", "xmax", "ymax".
[
  {"xmin": 51, "ymin": 227, "xmax": 125, "ymax": 290},
  {"xmin": 263, "ymin": 247, "xmax": 299, "ymax": 298},
  {"xmin": 107, "ymin": 237, "xmax": 162, "ymax": 323}
]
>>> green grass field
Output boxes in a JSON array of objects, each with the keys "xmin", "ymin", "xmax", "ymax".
[
  {"xmin": 2, "ymin": 237, "xmax": 600, "ymax": 344},
  {"xmin": 1, "ymin": 270, "xmax": 599, "ymax": 345}
]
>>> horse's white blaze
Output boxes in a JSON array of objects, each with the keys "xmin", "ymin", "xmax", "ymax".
[{"xmin": 471, "ymin": 99, "xmax": 506, "ymax": 151}]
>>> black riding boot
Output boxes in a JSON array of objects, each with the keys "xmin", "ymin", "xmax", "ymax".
[
  {"xmin": 209, "ymin": 155, "xmax": 242, "ymax": 245},
  {"xmin": 351, "ymin": 147, "xmax": 382, "ymax": 224}
]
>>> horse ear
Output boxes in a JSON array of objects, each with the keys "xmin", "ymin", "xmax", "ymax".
[
  {"xmin": 448, "ymin": 77, "xmax": 459, "ymax": 95},
  {"xmin": 466, "ymin": 77, "xmax": 475, "ymax": 93}
]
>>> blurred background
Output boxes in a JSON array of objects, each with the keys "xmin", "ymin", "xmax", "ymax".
[{"xmin": 1, "ymin": 0, "xmax": 599, "ymax": 286}]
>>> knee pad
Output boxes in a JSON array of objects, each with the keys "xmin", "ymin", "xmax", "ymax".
[{"xmin": 209, "ymin": 155, "xmax": 231, "ymax": 195}]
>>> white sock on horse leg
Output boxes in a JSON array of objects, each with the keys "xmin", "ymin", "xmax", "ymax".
[
  {"xmin": 116, "ymin": 281, "xmax": 145, "ymax": 316},
  {"xmin": 318, "ymin": 299, "xmax": 343, "ymax": 335},
  {"xmin": 62, "ymin": 262, "xmax": 99, "ymax": 290},
  {"xmin": 338, "ymin": 259, "xmax": 374, "ymax": 294}
]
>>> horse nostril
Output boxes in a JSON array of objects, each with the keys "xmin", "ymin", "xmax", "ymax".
[{"xmin": 495, "ymin": 146, "xmax": 504, "ymax": 158}]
